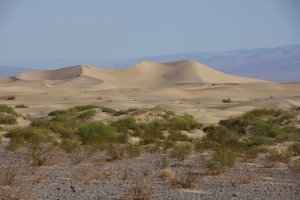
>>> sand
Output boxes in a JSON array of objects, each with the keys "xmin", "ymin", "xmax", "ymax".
[{"xmin": 0, "ymin": 60, "xmax": 299, "ymax": 124}]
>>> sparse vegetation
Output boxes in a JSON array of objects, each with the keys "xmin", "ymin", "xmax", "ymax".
[
  {"xmin": 124, "ymin": 180, "xmax": 153, "ymax": 200},
  {"xmin": 222, "ymin": 98, "xmax": 232, "ymax": 103},
  {"xmin": 15, "ymin": 104, "xmax": 28, "ymax": 108},
  {"xmin": 170, "ymin": 171, "xmax": 198, "ymax": 189},
  {"xmin": 170, "ymin": 143, "xmax": 192, "ymax": 161},
  {"xmin": 101, "ymin": 106, "xmax": 117, "ymax": 114},
  {"xmin": 5, "ymin": 95, "xmax": 16, "ymax": 100}
]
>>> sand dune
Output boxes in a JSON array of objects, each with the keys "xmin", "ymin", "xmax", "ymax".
[
  {"xmin": 13, "ymin": 60, "xmax": 267, "ymax": 89},
  {"xmin": 0, "ymin": 59, "xmax": 299, "ymax": 124}
]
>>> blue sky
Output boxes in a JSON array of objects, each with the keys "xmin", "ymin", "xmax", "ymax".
[{"xmin": 0, "ymin": 0, "xmax": 299, "ymax": 61}]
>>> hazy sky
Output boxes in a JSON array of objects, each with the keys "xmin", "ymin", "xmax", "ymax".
[{"xmin": 0, "ymin": 0, "xmax": 299, "ymax": 61}]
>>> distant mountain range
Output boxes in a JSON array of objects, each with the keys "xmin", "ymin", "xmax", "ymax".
[{"xmin": 1, "ymin": 44, "xmax": 299, "ymax": 82}]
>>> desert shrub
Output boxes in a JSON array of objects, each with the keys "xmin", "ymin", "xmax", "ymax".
[
  {"xmin": 101, "ymin": 106, "xmax": 117, "ymax": 114},
  {"xmin": 243, "ymin": 147, "xmax": 267, "ymax": 160},
  {"xmin": 159, "ymin": 168, "xmax": 176, "ymax": 181},
  {"xmin": 246, "ymin": 135, "xmax": 272, "ymax": 146},
  {"xmin": 61, "ymin": 138, "xmax": 81, "ymax": 153},
  {"xmin": 289, "ymin": 159, "xmax": 300, "ymax": 173},
  {"xmin": 219, "ymin": 117, "xmax": 249, "ymax": 135},
  {"xmin": 167, "ymin": 131, "xmax": 189, "ymax": 141},
  {"xmin": 155, "ymin": 154, "xmax": 170, "ymax": 169},
  {"xmin": 29, "ymin": 145, "xmax": 57, "ymax": 166},
  {"xmin": 72, "ymin": 105, "xmax": 99, "ymax": 112},
  {"xmin": 77, "ymin": 122, "xmax": 118, "ymax": 145},
  {"xmin": 107, "ymin": 144, "xmax": 125, "ymax": 160},
  {"xmin": 0, "ymin": 104, "xmax": 16, "ymax": 114},
  {"xmin": 5, "ymin": 95, "xmax": 16, "ymax": 100},
  {"xmin": 15, "ymin": 104, "xmax": 28, "ymax": 108},
  {"xmin": 171, "ymin": 171, "xmax": 198, "ymax": 189},
  {"xmin": 250, "ymin": 121, "xmax": 283, "ymax": 138},
  {"xmin": 111, "ymin": 117, "xmax": 140, "ymax": 135},
  {"xmin": 0, "ymin": 114, "xmax": 17, "ymax": 125},
  {"xmin": 241, "ymin": 108, "xmax": 283, "ymax": 124},
  {"xmin": 194, "ymin": 139, "xmax": 220, "ymax": 152},
  {"xmin": 204, "ymin": 126, "xmax": 241, "ymax": 150},
  {"xmin": 125, "ymin": 143, "xmax": 141, "ymax": 158},
  {"xmin": 169, "ymin": 115, "xmax": 200, "ymax": 131},
  {"xmin": 32, "ymin": 115, "xmax": 80, "ymax": 138},
  {"xmin": 8, "ymin": 127, "xmax": 52, "ymax": 149},
  {"xmin": 205, "ymin": 149, "xmax": 236, "ymax": 175},
  {"xmin": 48, "ymin": 109, "xmax": 72, "ymax": 116},
  {"xmin": 77, "ymin": 109, "xmax": 96, "ymax": 121},
  {"xmin": 222, "ymin": 98, "xmax": 232, "ymax": 103},
  {"xmin": 140, "ymin": 119, "xmax": 167, "ymax": 144},
  {"xmin": 266, "ymin": 149, "xmax": 289, "ymax": 164},
  {"xmin": 124, "ymin": 180, "xmax": 153, "ymax": 200},
  {"xmin": 0, "ymin": 168, "xmax": 16, "ymax": 186},
  {"xmin": 288, "ymin": 143, "xmax": 300, "ymax": 156},
  {"xmin": 170, "ymin": 143, "xmax": 192, "ymax": 161}
]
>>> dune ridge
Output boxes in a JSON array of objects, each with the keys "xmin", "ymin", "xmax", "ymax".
[{"xmin": 13, "ymin": 60, "xmax": 267, "ymax": 88}]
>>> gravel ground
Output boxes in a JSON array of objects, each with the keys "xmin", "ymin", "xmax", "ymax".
[{"xmin": 0, "ymin": 149, "xmax": 299, "ymax": 200}]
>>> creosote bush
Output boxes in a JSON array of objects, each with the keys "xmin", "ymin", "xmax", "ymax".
[
  {"xmin": 8, "ymin": 127, "xmax": 52, "ymax": 150},
  {"xmin": 170, "ymin": 143, "xmax": 192, "ymax": 161},
  {"xmin": 77, "ymin": 122, "xmax": 118, "ymax": 145}
]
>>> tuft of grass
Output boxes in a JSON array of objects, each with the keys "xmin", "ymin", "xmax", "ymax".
[{"xmin": 170, "ymin": 143, "xmax": 192, "ymax": 161}]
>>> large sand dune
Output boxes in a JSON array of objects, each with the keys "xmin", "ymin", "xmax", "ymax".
[
  {"xmin": 14, "ymin": 60, "xmax": 267, "ymax": 89},
  {"xmin": 0, "ymin": 60, "xmax": 299, "ymax": 124}
]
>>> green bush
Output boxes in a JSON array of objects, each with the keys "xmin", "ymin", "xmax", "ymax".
[
  {"xmin": 169, "ymin": 115, "xmax": 200, "ymax": 131},
  {"xmin": 0, "ymin": 104, "xmax": 16, "ymax": 114},
  {"xmin": 0, "ymin": 115, "xmax": 17, "ymax": 125},
  {"xmin": 266, "ymin": 149, "xmax": 289, "ymax": 164},
  {"xmin": 167, "ymin": 131, "xmax": 189, "ymax": 141},
  {"xmin": 72, "ymin": 105, "xmax": 99, "ymax": 112},
  {"xmin": 222, "ymin": 98, "xmax": 232, "ymax": 103},
  {"xmin": 15, "ymin": 104, "xmax": 28, "ymax": 108},
  {"xmin": 101, "ymin": 107, "xmax": 117, "ymax": 114},
  {"xmin": 8, "ymin": 127, "xmax": 52, "ymax": 149},
  {"xmin": 5, "ymin": 96, "xmax": 16, "ymax": 100},
  {"xmin": 61, "ymin": 138, "xmax": 81, "ymax": 153},
  {"xmin": 77, "ymin": 122, "xmax": 118, "ymax": 144},
  {"xmin": 205, "ymin": 149, "xmax": 236, "ymax": 175},
  {"xmin": 288, "ymin": 143, "xmax": 300, "ymax": 156},
  {"xmin": 170, "ymin": 143, "xmax": 192, "ymax": 161},
  {"xmin": 111, "ymin": 117, "xmax": 140, "ymax": 135},
  {"xmin": 77, "ymin": 109, "xmax": 96, "ymax": 121}
]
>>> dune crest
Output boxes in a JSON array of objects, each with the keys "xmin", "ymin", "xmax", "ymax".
[{"xmin": 13, "ymin": 60, "xmax": 268, "ymax": 88}]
